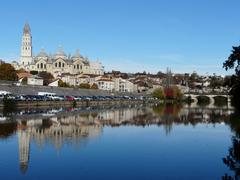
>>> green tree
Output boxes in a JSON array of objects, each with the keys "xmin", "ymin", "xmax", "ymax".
[
  {"xmin": 152, "ymin": 88, "xmax": 165, "ymax": 99},
  {"xmin": 0, "ymin": 63, "xmax": 17, "ymax": 81},
  {"xmin": 223, "ymin": 45, "xmax": 240, "ymax": 107},
  {"xmin": 210, "ymin": 76, "xmax": 224, "ymax": 91},
  {"xmin": 30, "ymin": 70, "xmax": 38, "ymax": 75}
]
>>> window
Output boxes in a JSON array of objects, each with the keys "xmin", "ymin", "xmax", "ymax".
[
  {"xmin": 80, "ymin": 65, "xmax": 82, "ymax": 69},
  {"xmin": 74, "ymin": 65, "xmax": 76, "ymax": 69},
  {"xmin": 37, "ymin": 64, "xmax": 39, "ymax": 68},
  {"xmin": 55, "ymin": 63, "xmax": 57, "ymax": 67},
  {"xmin": 40, "ymin": 63, "xmax": 43, "ymax": 69},
  {"xmin": 59, "ymin": 62, "xmax": 61, "ymax": 68},
  {"xmin": 62, "ymin": 63, "xmax": 64, "ymax": 68},
  {"xmin": 77, "ymin": 64, "xmax": 79, "ymax": 69},
  {"xmin": 44, "ymin": 64, "xmax": 46, "ymax": 69}
]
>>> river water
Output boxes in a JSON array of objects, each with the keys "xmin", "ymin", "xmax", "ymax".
[{"xmin": 0, "ymin": 104, "xmax": 238, "ymax": 180}]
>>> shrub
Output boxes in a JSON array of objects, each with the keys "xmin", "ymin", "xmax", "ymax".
[{"xmin": 152, "ymin": 88, "xmax": 165, "ymax": 99}]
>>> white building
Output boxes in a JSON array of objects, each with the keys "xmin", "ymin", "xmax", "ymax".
[
  {"xmin": 27, "ymin": 75, "xmax": 43, "ymax": 86},
  {"xmin": 114, "ymin": 77, "xmax": 137, "ymax": 93},
  {"xmin": 12, "ymin": 23, "xmax": 104, "ymax": 76},
  {"xmin": 97, "ymin": 78, "xmax": 115, "ymax": 91}
]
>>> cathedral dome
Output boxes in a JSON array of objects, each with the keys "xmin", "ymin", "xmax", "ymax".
[
  {"xmin": 55, "ymin": 46, "xmax": 66, "ymax": 59},
  {"xmin": 72, "ymin": 49, "xmax": 83, "ymax": 60},
  {"xmin": 37, "ymin": 48, "xmax": 48, "ymax": 57}
]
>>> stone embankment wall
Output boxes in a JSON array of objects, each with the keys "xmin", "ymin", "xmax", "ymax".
[
  {"xmin": 0, "ymin": 84, "xmax": 110, "ymax": 96},
  {"xmin": 0, "ymin": 99, "xmax": 151, "ymax": 109},
  {"xmin": 0, "ymin": 84, "xmax": 145, "ymax": 96}
]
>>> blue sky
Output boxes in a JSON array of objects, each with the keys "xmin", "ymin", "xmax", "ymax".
[{"xmin": 0, "ymin": 0, "xmax": 240, "ymax": 75}]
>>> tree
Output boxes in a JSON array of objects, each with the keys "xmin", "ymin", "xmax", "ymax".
[
  {"xmin": 223, "ymin": 45, "xmax": 240, "ymax": 107},
  {"xmin": 172, "ymin": 86, "xmax": 183, "ymax": 99},
  {"xmin": 16, "ymin": 68, "xmax": 27, "ymax": 73},
  {"xmin": 209, "ymin": 76, "xmax": 224, "ymax": 91},
  {"xmin": 38, "ymin": 71, "xmax": 54, "ymax": 86},
  {"xmin": 79, "ymin": 83, "xmax": 90, "ymax": 89},
  {"xmin": 152, "ymin": 88, "xmax": 165, "ymax": 99},
  {"xmin": 223, "ymin": 46, "xmax": 240, "ymax": 75},
  {"xmin": 58, "ymin": 79, "xmax": 70, "ymax": 87},
  {"xmin": 21, "ymin": 77, "xmax": 27, "ymax": 85},
  {"xmin": 0, "ymin": 63, "xmax": 17, "ymax": 81},
  {"xmin": 30, "ymin": 70, "xmax": 38, "ymax": 75},
  {"xmin": 91, "ymin": 83, "xmax": 98, "ymax": 89},
  {"xmin": 164, "ymin": 87, "xmax": 174, "ymax": 99}
]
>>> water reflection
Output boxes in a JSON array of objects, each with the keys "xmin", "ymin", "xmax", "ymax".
[
  {"xmin": 0, "ymin": 104, "xmax": 234, "ymax": 175},
  {"xmin": 222, "ymin": 109, "xmax": 240, "ymax": 179}
]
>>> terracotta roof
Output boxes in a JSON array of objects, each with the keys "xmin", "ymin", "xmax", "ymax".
[
  {"xmin": 97, "ymin": 78, "xmax": 113, "ymax": 82},
  {"xmin": 17, "ymin": 72, "xmax": 32, "ymax": 79}
]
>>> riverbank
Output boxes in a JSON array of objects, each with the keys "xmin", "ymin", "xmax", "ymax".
[
  {"xmin": 0, "ymin": 99, "xmax": 157, "ymax": 109},
  {"xmin": 0, "ymin": 84, "xmax": 145, "ymax": 97}
]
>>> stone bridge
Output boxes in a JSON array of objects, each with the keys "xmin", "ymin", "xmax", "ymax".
[{"xmin": 184, "ymin": 93, "xmax": 231, "ymax": 108}]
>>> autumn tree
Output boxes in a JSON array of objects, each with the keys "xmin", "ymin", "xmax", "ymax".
[
  {"xmin": 172, "ymin": 86, "xmax": 183, "ymax": 99},
  {"xmin": 164, "ymin": 87, "xmax": 174, "ymax": 99},
  {"xmin": 16, "ymin": 68, "xmax": 27, "ymax": 73},
  {"xmin": 90, "ymin": 83, "xmax": 98, "ymax": 89},
  {"xmin": 58, "ymin": 79, "xmax": 70, "ymax": 87},
  {"xmin": 79, "ymin": 83, "xmax": 90, "ymax": 89},
  {"xmin": 0, "ymin": 63, "xmax": 17, "ymax": 81}
]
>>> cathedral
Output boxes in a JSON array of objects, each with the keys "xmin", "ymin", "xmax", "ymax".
[{"xmin": 12, "ymin": 23, "xmax": 104, "ymax": 76}]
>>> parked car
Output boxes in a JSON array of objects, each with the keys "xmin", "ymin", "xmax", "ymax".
[
  {"xmin": 66, "ymin": 96, "xmax": 75, "ymax": 101},
  {"xmin": 74, "ymin": 96, "xmax": 82, "ymax": 101}
]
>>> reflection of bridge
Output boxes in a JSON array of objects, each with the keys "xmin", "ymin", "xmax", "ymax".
[{"xmin": 184, "ymin": 93, "xmax": 231, "ymax": 108}]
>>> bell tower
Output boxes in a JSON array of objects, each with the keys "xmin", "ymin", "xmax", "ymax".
[{"xmin": 20, "ymin": 23, "xmax": 33, "ymax": 66}]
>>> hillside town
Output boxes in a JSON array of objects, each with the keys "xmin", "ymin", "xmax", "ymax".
[{"xmin": 0, "ymin": 24, "xmax": 229, "ymax": 95}]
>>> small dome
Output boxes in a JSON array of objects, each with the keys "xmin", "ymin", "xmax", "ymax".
[
  {"xmin": 55, "ymin": 46, "xmax": 66, "ymax": 58},
  {"xmin": 37, "ymin": 48, "xmax": 48, "ymax": 57},
  {"xmin": 72, "ymin": 49, "xmax": 84, "ymax": 60}
]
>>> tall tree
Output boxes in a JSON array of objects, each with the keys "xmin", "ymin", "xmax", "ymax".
[
  {"xmin": 223, "ymin": 45, "xmax": 240, "ymax": 75},
  {"xmin": 0, "ymin": 63, "xmax": 17, "ymax": 81},
  {"xmin": 223, "ymin": 45, "xmax": 240, "ymax": 107}
]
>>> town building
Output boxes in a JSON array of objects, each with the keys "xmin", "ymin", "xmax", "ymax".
[{"xmin": 27, "ymin": 75, "xmax": 44, "ymax": 86}]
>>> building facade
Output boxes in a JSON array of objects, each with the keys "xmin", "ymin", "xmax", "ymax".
[{"xmin": 12, "ymin": 24, "xmax": 104, "ymax": 76}]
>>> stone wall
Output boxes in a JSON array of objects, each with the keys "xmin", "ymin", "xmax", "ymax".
[{"xmin": 0, "ymin": 84, "xmax": 146, "ymax": 97}]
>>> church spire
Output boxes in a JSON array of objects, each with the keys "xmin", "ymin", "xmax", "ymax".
[
  {"xmin": 20, "ymin": 23, "xmax": 33, "ymax": 65},
  {"xmin": 23, "ymin": 23, "xmax": 31, "ymax": 35}
]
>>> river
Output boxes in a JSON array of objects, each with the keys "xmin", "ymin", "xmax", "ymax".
[{"xmin": 0, "ymin": 104, "xmax": 238, "ymax": 179}]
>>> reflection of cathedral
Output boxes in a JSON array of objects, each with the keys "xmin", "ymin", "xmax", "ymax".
[
  {"xmin": 17, "ymin": 117, "xmax": 103, "ymax": 174},
  {"xmin": 14, "ymin": 105, "xmax": 230, "ymax": 174},
  {"xmin": 18, "ymin": 129, "xmax": 30, "ymax": 174},
  {"xmin": 12, "ymin": 23, "xmax": 104, "ymax": 75}
]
